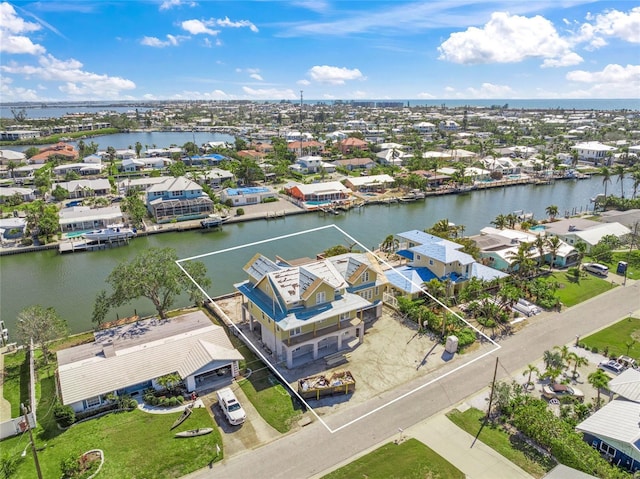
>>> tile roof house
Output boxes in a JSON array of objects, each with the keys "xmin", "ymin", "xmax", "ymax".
[
  {"xmin": 576, "ymin": 369, "xmax": 640, "ymax": 474},
  {"xmin": 339, "ymin": 137, "xmax": 369, "ymax": 155},
  {"xmin": 30, "ymin": 142, "xmax": 79, "ymax": 163},
  {"xmin": 235, "ymin": 252, "xmax": 387, "ymax": 368},
  {"xmin": 284, "ymin": 181, "xmax": 351, "ymax": 208},
  {"xmin": 56, "ymin": 311, "xmax": 244, "ymax": 413},
  {"xmin": 146, "ymin": 176, "xmax": 213, "ymax": 223}
]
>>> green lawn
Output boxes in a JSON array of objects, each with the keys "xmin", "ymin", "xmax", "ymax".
[
  {"xmin": 581, "ymin": 315, "xmax": 640, "ymax": 360},
  {"xmin": 585, "ymin": 250, "xmax": 640, "ymax": 282},
  {"xmin": 546, "ymin": 271, "xmax": 615, "ymax": 307},
  {"xmin": 237, "ymin": 368, "xmax": 303, "ymax": 433},
  {"xmin": 2, "ymin": 350, "xmax": 29, "ymax": 418},
  {"xmin": 446, "ymin": 408, "xmax": 554, "ymax": 478},
  {"xmin": 2, "ymin": 407, "xmax": 221, "ymax": 479},
  {"xmin": 322, "ymin": 438, "xmax": 464, "ymax": 479}
]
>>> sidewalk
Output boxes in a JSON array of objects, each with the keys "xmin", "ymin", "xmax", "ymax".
[{"xmin": 407, "ymin": 413, "xmax": 533, "ymax": 479}]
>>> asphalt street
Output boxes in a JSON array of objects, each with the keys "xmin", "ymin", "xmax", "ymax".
[{"xmin": 185, "ymin": 280, "xmax": 640, "ymax": 479}]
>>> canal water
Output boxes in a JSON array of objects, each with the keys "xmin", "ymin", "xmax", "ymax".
[{"xmin": 0, "ymin": 176, "xmax": 632, "ymax": 335}]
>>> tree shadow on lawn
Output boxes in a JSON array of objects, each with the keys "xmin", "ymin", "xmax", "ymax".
[{"xmin": 36, "ymin": 374, "xmax": 64, "ymax": 441}]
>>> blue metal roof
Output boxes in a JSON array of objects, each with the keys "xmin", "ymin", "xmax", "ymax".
[{"xmin": 385, "ymin": 266, "xmax": 437, "ymax": 294}]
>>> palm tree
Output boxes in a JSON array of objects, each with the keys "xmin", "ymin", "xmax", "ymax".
[
  {"xmin": 574, "ymin": 240, "xmax": 588, "ymax": 269},
  {"xmin": 505, "ymin": 213, "xmax": 518, "ymax": 229},
  {"xmin": 545, "ymin": 205, "xmax": 559, "ymax": 221},
  {"xmin": 632, "ymin": 170, "xmax": 640, "ymax": 200},
  {"xmin": 587, "ymin": 369, "xmax": 610, "ymax": 409},
  {"xmin": 614, "ymin": 165, "xmax": 625, "ymax": 199},
  {"xmin": 543, "ymin": 366, "xmax": 562, "ymax": 383},
  {"xmin": 522, "ymin": 363, "xmax": 539, "ymax": 386},
  {"xmin": 600, "ymin": 166, "xmax": 611, "ymax": 206},
  {"xmin": 554, "ymin": 344, "xmax": 571, "ymax": 369},
  {"xmin": 568, "ymin": 352, "xmax": 588, "ymax": 379},
  {"xmin": 507, "ymin": 242, "xmax": 536, "ymax": 278},
  {"xmin": 534, "ymin": 234, "xmax": 546, "ymax": 269},
  {"xmin": 491, "ymin": 214, "xmax": 507, "ymax": 230},
  {"xmin": 545, "ymin": 235, "xmax": 562, "ymax": 269},
  {"xmin": 543, "ymin": 349, "xmax": 563, "ymax": 370},
  {"xmin": 380, "ymin": 234, "xmax": 399, "ymax": 253}
]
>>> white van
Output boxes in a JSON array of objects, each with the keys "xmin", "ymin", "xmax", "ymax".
[
  {"xmin": 583, "ymin": 263, "xmax": 609, "ymax": 277},
  {"xmin": 512, "ymin": 298, "xmax": 542, "ymax": 317}
]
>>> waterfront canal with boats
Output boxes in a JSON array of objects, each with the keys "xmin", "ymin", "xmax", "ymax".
[{"xmin": 0, "ymin": 176, "xmax": 633, "ymax": 335}]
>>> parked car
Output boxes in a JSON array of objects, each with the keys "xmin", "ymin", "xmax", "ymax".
[
  {"xmin": 542, "ymin": 383, "xmax": 584, "ymax": 401},
  {"xmin": 216, "ymin": 387, "xmax": 246, "ymax": 426},
  {"xmin": 616, "ymin": 355, "xmax": 637, "ymax": 369},
  {"xmin": 598, "ymin": 359, "xmax": 625, "ymax": 376},
  {"xmin": 583, "ymin": 262, "xmax": 609, "ymax": 277}
]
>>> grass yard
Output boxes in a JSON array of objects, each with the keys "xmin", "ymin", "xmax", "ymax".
[
  {"xmin": 581, "ymin": 315, "xmax": 640, "ymax": 360},
  {"xmin": 322, "ymin": 438, "xmax": 464, "ymax": 479},
  {"xmin": 2, "ymin": 407, "xmax": 221, "ymax": 479},
  {"xmin": 446, "ymin": 408, "xmax": 554, "ymax": 478},
  {"xmin": 237, "ymin": 368, "xmax": 303, "ymax": 433},
  {"xmin": 2, "ymin": 350, "xmax": 29, "ymax": 418},
  {"xmin": 546, "ymin": 271, "xmax": 615, "ymax": 307}
]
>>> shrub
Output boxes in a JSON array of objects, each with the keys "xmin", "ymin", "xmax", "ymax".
[
  {"xmin": 236, "ymin": 208, "xmax": 245, "ymax": 216},
  {"xmin": 54, "ymin": 403, "xmax": 76, "ymax": 427},
  {"xmin": 262, "ymin": 197, "xmax": 278, "ymax": 203},
  {"xmin": 60, "ymin": 454, "xmax": 80, "ymax": 478},
  {"xmin": 591, "ymin": 346, "xmax": 599, "ymax": 354},
  {"xmin": 21, "ymin": 237, "xmax": 33, "ymax": 246}
]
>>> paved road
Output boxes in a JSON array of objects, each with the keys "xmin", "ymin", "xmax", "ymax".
[{"xmin": 185, "ymin": 280, "xmax": 640, "ymax": 479}]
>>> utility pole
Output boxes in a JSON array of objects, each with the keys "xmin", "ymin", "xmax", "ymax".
[
  {"xmin": 22, "ymin": 404, "xmax": 43, "ymax": 479},
  {"xmin": 485, "ymin": 357, "xmax": 500, "ymax": 420}
]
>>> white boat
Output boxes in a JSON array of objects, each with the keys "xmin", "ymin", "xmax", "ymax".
[
  {"xmin": 0, "ymin": 320, "xmax": 8, "ymax": 346},
  {"xmin": 83, "ymin": 224, "xmax": 136, "ymax": 242},
  {"xmin": 200, "ymin": 214, "xmax": 229, "ymax": 228}
]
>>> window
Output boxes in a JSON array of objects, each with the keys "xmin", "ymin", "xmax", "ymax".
[
  {"xmin": 599, "ymin": 442, "xmax": 616, "ymax": 456},
  {"xmin": 84, "ymin": 396, "xmax": 102, "ymax": 409},
  {"xmin": 374, "ymin": 287, "xmax": 379, "ymax": 296},
  {"xmin": 360, "ymin": 289, "xmax": 373, "ymax": 300},
  {"xmin": 362, "ymin": 271, "xmax": 369, "ymax": 283},
  {"xmin": 340, "ymin": 312, "xmax": 350, "ymax": 321},
  {"xmin": 316, "ymin": 291, "xmax": 326, "ymax": 304},
  {"xmin": 291, "ymin": 327, "xmax": 302, "ymax": 336},
  {"xmin": 429, "ymin": 259, "xmax": 434, "ymax": 265}
]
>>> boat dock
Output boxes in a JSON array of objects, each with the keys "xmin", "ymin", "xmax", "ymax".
[{"xmin": 58, "ymin": 236, "xmax": 132, "ymax": 254}]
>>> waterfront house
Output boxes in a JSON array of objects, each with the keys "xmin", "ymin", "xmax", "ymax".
[
  {"xmin": 472, "ymin": 227, "xmax": 578, "ymax": 270},
  {"xmin": 377, "ymin": 148, "xmax": 408, "ymax": 166},
  {"xmin": 343, "ymin": 174, "xmax": 395, "ymax": 192},
  {"xmin": 0, "ymin": 149, "xmax": 26, "ymax": 166},
  {"xmin": 146, "ymin": 176, "xmax": 213, "ymax": 223},
  {"xmin": 118, "ymin": 176, "xmax": 174, "ymax": 194},
  {"xmin": 412, "ymin": 122, "xmax": 436, "ymax": 134},
  {"xmin": 54, "ymin": 178, "xmax": 111, "ymax": 199},
  {"xmin": 219, "ymin": 186, "xmax": 277, "ymax": 206},
  {"xmin": 572, "ymin": 141, "xmax": 617, "ymax": 164},
  {"xmin": 541, "ymin": 218, "xmax": 631, "ymax": 252},
  {"xmin": 0, "ymin": 130, "xmax": 39, "ymax": 141},
  {"xmin": 290, "ymin": 155, "xmax": 333, "ymax": 174},
  {"xmin": 30, "ymin": 142, "xmax": 79, "ymax": 163},
  {"xmin": 56, "ymin": 311, "xmax": 244, "ymax": 413},
  {"xmin": 59, "ymin": 205, "xmax": 125, "ymax": 233},
  {"xmin": 0, "ymin": 217, "xmax": 27, "ymax": 242},
  {"xmin": 235, "ymin": 252, "xmax": 386, "ymax": 368},
  {"xmin": 387, "ymin": 230, "xmax": 508, "ymax": 298},
  {"xmin": 576, "ymin": 368, "xmax": 640, "ymax": 474},
  {"xmin": 284, "ymin": 181, "xmax": 351, "ymax": 207}
]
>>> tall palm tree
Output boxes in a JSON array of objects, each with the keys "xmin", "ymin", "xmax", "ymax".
[
  {"xmin": 574, "ymin": 241, "xmax": 588, "ymax": 269},
  {"xmin": 545, "ymin": 205, "xmax": 559, "ymax": 221},
  {"xmin": 545, "ymin": 236, "xmax": 562, "ymax": 269},
  {"xmin": 534, "ymin": 234, "xmax": 546, "ymax": 269},
  {"xmin": 632, "ymin": 170, "xmax": 640, "ymax": 200},
  {"xmin": 614, "ymin": 165, "xmax": 625, "ymax": 199},
  {"xmin": 554, "ymin": 344, "xmax": 571, "ymax": 369},
  {"xmin": 491, "ymin": 214, "xmax": 507, "ymax": 230},
  {"xmin": 543, "ymin": 349, "xmax": 563, "ymax": 369},
  {"xmin": 380, "ymin": 234, "xmax": 399, "ymax": 253},
  {"xmin": 568, "ymin": 352, "xmax": 588, "ymax": 379},
  {"xmin": 587, "ymin": 369, "xmax": 610, "ymax": 409},
  {"xmin": 507, "ymin": 242, "xmax": 536, "ymax": 278},
  {"xmin": 600, "ymin": 166, "xmax": 611, "ymax": 206}
]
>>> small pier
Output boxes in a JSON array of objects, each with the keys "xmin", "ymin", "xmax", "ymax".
[{"xmin": 58, "ymin": 236, "xmax": 131, "ymax": 254}]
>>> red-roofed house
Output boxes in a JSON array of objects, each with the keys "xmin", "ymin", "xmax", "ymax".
[
  {"xmin": 339, "ymin": 137, "xmax": 369, "ymax": 155},
  {"xmin": 30, "ymin": 142, "xmax": 79, "ymax": 164}
]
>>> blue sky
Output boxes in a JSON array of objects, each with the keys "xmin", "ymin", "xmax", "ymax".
[{"xmin": 1, "ymin": 1, "xmax": 638, "ymax": 102}]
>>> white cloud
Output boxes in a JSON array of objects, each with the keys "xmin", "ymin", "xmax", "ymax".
[
  {"xmin": 242, "ymin": 86, "xmax": 297, "ymax": 100},
  {"xmin": 444, "ymin": 86, "xmax": 456, "ymax": 93},
  {"xmin": 1, "ymin": 54, "xmax": 136, "ymax": 100},
  {"xmin": 308, "ymin": 65, "xmax": 364, "ymax": 85},
  {"xmin": 566, "ymin": 63, "xmax": 640, "ymax": 84},
  {"xmin": 297, "ymin": 79, "xmax": 310, "ymax": 86},
  {"xmin": 541, "ymin": 52, "xmax": 583, "ymax": 68},
  {"xmin": 438, "ymin": 12, "xmax": 580, "ymax": 68},
  {"xmin": 159, "ymin": 0, "xmax": 196, "ymax": 11},
  {"xmin": 181, "ymin": 19, "xmax": 218, "ymax": 36},
  {"xmin": 465, "ymin": 82, "xmax": 515, "ymax": 98},
  {"xmin": 417, "ymin": 92, "xmax": 436, "ymax": 99},
  {"xmin": 249, "ymin": 73, "xmax": 263, "ymax": 81},
  {"xmin": 140, "ymin": 34, "xmax": 184, "ymax": 47},
  {"xmin": 0, "ymin": 2, "xmax": 45, "ymax": 55},
  {"xmin": 589, "ymin": 7, "xmax": 640, "ymax": 43},
  {"xmin": 216, "ymin": 16, "xmax": 258, "ymax": 33},
  {"xmin": 0, "ymin": 75, "xmax": 38, "ymax": 101},
  {"xmin": 292, "ymin": 1, "xmax": 330, "ymax": 13}
]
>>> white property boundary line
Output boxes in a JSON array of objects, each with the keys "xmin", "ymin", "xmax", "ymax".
[{"xmin": 176, "ymin": 224, "xmax": 501, "ymax": 434}]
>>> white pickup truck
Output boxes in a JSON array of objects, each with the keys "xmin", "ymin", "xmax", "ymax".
[{"xmin": 216, "ymin": 387, "xmax": 246, "ymax": 426}]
